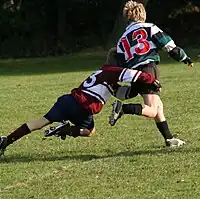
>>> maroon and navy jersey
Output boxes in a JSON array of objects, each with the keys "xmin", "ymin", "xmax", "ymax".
[{"xmin": 71, "ymin": 65, "xmax": 155, "ymax": 114}]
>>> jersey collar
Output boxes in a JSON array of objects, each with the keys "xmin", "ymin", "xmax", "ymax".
[{"xmin": 126, "ymin": 22, "xmax": 142, "ymax": 30}]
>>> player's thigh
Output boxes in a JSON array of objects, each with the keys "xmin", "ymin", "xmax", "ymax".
[
  {"xmin": 44, "ymin": 94, "xmax": 95, "ymax": 132},
  {"xmin": 140, "ymin": 63, "xmax": 160, "ymax": 80},
  {"xmin": 137, "ymin": 63, "xmax": 160, "ymax": 95},
  {"xmin": 142, "ymin": 94, "xmax": 161, "ymax": 108},
  {"xmin": 44, "ymin": 94, "xmax": 83, "ymax": 123}
]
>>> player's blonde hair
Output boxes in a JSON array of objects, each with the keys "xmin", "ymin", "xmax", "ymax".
[{"xmin": 123, "ymin": 1, "xmax": 146, "ymax": 23}]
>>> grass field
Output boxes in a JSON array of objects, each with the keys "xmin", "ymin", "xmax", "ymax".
[{"xmin": 0, "ymin": 50, "xmax": 200, "ymax": 199}]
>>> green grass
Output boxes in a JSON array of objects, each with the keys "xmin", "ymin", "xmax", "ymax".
[{"xmin": 0, "ymin": 51, "xmax": 200, "ymax": 199}]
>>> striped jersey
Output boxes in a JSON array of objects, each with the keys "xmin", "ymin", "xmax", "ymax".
[
  {"xmin": 71, "ymin": 65, "xmax": 155, "ymax": 114},
  {"xmin": 117, "ymin": 22, "xmax": 187, "ymax": 68}
]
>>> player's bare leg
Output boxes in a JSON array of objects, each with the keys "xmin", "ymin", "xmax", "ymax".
[
  {"xmin": 142, "ymin": 94, "xmax": 185, "ymax": 147},
  {"xmin": 109, "ymin": 96, "xmax": 185, "ymax": 147},
  {"xmin": 0, "ymin": 117, "xmax": 96, "ymax": 157},
  {"xmin": 109, "ymin": 100, "xmax": 157, "ymax": 126},
  {"xmin": 27, "ymin": 117, "xmax": 50, "ymax": 131},
  {"xmin": 0, "ymin": 117, "xmax": 50, "ymax": 157}
]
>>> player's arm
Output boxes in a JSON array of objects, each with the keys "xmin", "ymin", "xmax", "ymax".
[
  {"xmin": 106, "ymin": 47, "xmax": 118, "ymax": 65},
  {"xmin": 151, "ymin": 25, "xmax": 193, "ymax": 66},
  {"xmin": 116, "ymin": 41, "xmax": 127, "ymax": 67},
  {"xmin": 123, "ymin": 69, "xmax": 161, "ymax": 91},
  {"xmin": 103, "ymin": 66, "xmax": 160, "ymax": 87},
  {"xmin": 114, "ymin": 85, "xmax": 135, "ymax": 100},
  {"xmin": 115, "ymin": 68, "xmax": 161, "ymax": 100},
  {"xmin": 118, "ymin": 68, "xmax": 159, "ymax": 85},
  {"xmin": 102, "ymin": 66, "xmax": 160, "ymax": 100}
]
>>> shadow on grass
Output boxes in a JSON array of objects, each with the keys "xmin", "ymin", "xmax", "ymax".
[{"xmin": 0, "ymin": 147, "xmax": 196, "ymax": 164}]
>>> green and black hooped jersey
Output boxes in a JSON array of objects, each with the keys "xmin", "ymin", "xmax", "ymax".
[{"xmin": 117, "ymin": 22, "xmax": 187, "ymax": 68}]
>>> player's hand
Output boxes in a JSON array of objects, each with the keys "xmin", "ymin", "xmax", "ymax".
[
  {"xmin": 137, "ymin": 73, "xmax": 161, "ymax": 91},
  {"xmin": 183, "ymin": 57, "xmax": 193, "ymax": 67},
  {"xmin": 152, "ymin": 79, "xmax": 162, "ymax": 92}
]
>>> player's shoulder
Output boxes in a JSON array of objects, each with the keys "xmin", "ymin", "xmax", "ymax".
[
  {"xmin": 144, "ymin": 22, "xmax": 163, "ymax": 35},
  {"xmin": 140, "ymin": 22, "xmax": 161, "ymax": 30},
  {"xmin": 126, "ymin": 22, "xmax": 159, "ymax": 33},
  {"xmin": 140, "ymin": 22, "xmax": 155, "ymax": 27},
  {"xmin": 134, "ymin": 22, "xmax": 163, "ymax": 36}
]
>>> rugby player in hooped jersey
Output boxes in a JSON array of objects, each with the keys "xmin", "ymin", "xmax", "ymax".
[
  {"xmin": 0, "ymin": 61, "xmax": 161, "ymax": 157},
  {"xmin": 109, "ymin": 1, "xmax": 193, "ymax": 147}
]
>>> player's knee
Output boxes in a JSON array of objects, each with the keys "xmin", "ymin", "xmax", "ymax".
[
  {"xmin": 148, "ymin": 107, "xmax": 158, "ymax": 118},
  {"xmin": 143, "ymin": 103, "xmax": 158, "ymax": 118},
  {"xmin": 149, "ymin": 98, "xmax": 164, "ymax": 118},
  {"xmin": 149, "ymin": 100, "xmax": 163, "ymax": 118},
  {"xmin": 27, "ymin": 118, "xmax": 50, "ymax": 131},
  {"xmin": 157, "ymin": 98, "xmax": 164, "ymax": 113},
  {"xmin": 26, "ymin": 121, "xmax": 40, "ymax": 131},
  {"xmin": 143, "ymin": 94, "xmax": 162, "ymax": 118}
]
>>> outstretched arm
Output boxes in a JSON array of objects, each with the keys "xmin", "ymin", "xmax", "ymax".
[
  {"xmin": 151, "ymin": 25, "xmax": 193, "ymax": 67},
  {"xmin": 102, "ymin": 66, "xmax": 160, "ymax": 88},
  {"xmin": 111, "ymin": 68, "xmax": 161, "ymax": 100}
]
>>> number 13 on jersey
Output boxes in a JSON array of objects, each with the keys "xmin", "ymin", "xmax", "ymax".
[{"xmin": 121, "ymin": 28, "xmax": 150, "ymax": 61}]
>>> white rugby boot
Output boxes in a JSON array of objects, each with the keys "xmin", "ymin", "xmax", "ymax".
[{"xmin": 165, "ymin": 137, "xmax": 185, "ymax": 147}]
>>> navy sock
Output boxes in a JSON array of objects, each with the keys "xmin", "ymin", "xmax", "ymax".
[
  {"xmin": 122, "ymin": 104, "xmax": 142, "ymax": 115},
  {"xmin": 7, "ymin": 124, "xmax": 31, "ymax": 145},
  {"xmin": 156, "ymin": 121, "xmax": 173, "ymax": 139}
]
